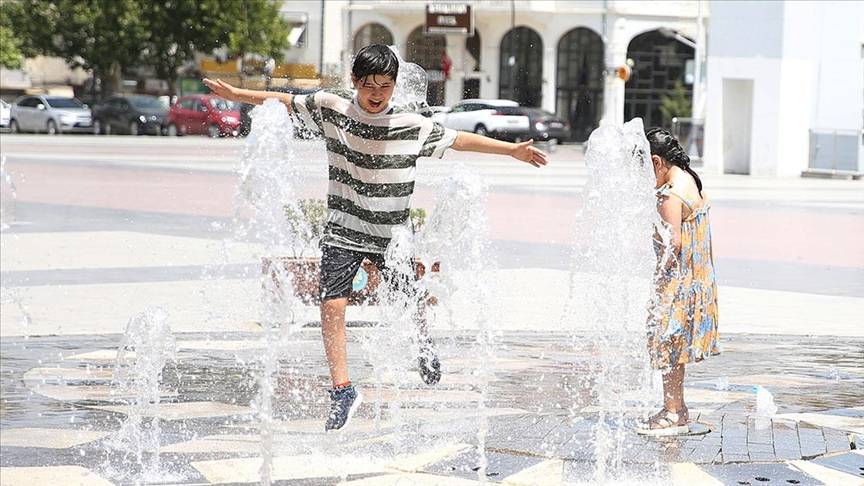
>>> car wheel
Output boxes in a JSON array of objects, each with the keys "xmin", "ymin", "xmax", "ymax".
[
  {"xmin": 9, "ymin": 119, "xmax": 19, "ymax": 133},
  {"xmin": 208, "ymin": 124, "xmax": 221, "ymax": 138},
  {"xmin": 129, "ymin": 121, "xmax": 140, "ymax": 136},
  {"xmin": 474, "ymin": 124, "xmax": 488, "ymax": 137},
  {"xmin": 46, "ymin": 120, "xmax": 58, "ymax": 135},
  {"xmin": 93, "ymin": 119, "xmax": 104, "ymax": 135},
  {"xmin": 167, "ymin": 124, "xmax": 179, "ymax": 136}
]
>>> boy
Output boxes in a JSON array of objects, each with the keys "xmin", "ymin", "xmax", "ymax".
[{"xmin": 203, "ymin": 44, "xmax": 547, "ymax": 431}]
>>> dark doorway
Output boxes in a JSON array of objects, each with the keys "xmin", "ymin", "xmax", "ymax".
[
  {"xmin": 462, "ymin": 78, "xmax": 480, "ymax": 99},
  {"xmin": 407, "ymin": 26, "xmax": 447, "ymax": 106},
  {"xmin": 556, "ymin": 27, "xmax": 604, "ymax": 142},
  {"xmin": 499, "ymin": 26, "xmax": 543, "ymax": 107},
  {"xmin": 624, "ymin": 30, "xmax": 694, "ymax": 127}
]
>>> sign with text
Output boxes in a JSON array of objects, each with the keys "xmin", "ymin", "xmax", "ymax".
[{"xmin": 425, "ymin": 4, "xmax": 473, "ymax": 35}]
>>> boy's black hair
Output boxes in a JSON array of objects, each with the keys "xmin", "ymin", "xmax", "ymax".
[{"xmin": 352, "ymin": 44, "xmax": 399, "ymax": 82}]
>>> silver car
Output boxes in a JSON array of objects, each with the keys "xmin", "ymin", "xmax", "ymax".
[
  {"xmin": 9, "ymin": 95, "xmax": 93, "ymax": 134},
  {"xmin": 0, "ymin": 100, "xmax": 10, "ymax": 128}
]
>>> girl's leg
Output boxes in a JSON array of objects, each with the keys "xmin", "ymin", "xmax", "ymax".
[{"xmin": 662, "ymin": 363, "xmax": 687, "ymax": 417}]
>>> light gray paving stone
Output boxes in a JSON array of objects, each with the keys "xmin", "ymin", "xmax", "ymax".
[{"xmin": 798, "ymin": 425, "xmax": 827, "ymax": 458}]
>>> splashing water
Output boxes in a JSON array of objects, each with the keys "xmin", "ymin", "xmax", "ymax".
[
  {"xmin": 107, "ymin": 307, "xmax": 178, "ymax": 483},
  {"xmin": 564, "ymin": 118, "xmax": 664, "ymax": 483},
  {"xmin": 238, "ymin": 99, "xmax": 312, "ymax": 485},
  {"xmin": 417, "ymin": 163, "xmax": 498, "ymax": 480},
  {"xmin": 387, "ymin": 46, "xmax": 428, "ymax": 107}
]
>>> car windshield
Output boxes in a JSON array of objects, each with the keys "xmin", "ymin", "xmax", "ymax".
[
  {"xmin": 45, "ymin": 98, "xmax": 84, "ymax": 109},
  {"xmin": 128, "ymin": 97, "xmax": 165, "ymax": 109},
  {"xmin": 208, "ymin": 99, "xmax": 233, "ymax": 111}
]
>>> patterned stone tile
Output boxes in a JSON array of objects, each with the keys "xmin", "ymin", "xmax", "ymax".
[
  {"xmin": 0, "ymin": 428, "xmax": 110, "ymax": 449},
  {"xmin": 501, "ymin": 459, "xmax": 564, "ymax": 486},
  {"xmin": 91, "ymin": 401, "xmax": 251, "ymax": 420},
  {"xmin": 700, "ymin": 463, "xmax": 822, "ymax": 485},
  {"xmin": 0, "ymin": 466, "xmax": 113, "ymax": 486},
  {"xmin": 790, "ymin": 459, "xmax": 864, "ymax": 486}
]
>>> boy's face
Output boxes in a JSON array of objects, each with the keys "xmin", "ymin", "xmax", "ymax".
[{"xmin": 352, "ymin": 74, "xmax": 395, "ymax": 113}]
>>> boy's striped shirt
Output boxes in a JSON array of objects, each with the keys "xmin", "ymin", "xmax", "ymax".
[{"xmin": 290, "ymin": 89, "xmax": 457, "ymax": 253}]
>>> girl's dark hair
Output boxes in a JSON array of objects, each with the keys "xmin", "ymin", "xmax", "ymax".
[
  {"xmin": 352, "ymin": 44, "xmax": 399, "ymax": 81},
  {"xmin": 646, "ymin": 127, "xmax": 703, "ymax": 195}
]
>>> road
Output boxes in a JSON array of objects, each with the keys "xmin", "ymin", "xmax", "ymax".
[{"xmin": 1, "ymin": 134, "xmax": 863, "ymax": 336}]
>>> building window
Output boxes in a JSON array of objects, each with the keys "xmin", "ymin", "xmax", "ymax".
[
  {"xmin": 625, "ymin": 30, "xmax": 695, "ymax": 127},
  {"xmin": 556, "ymin": 27, "xmax": 604, "ymax": 142},
  {"xmin": 499, "ymin": 26, "xmax": 543, "ymax": 107},
  {"xmin": 407, "ymin": 26, "xmax": 447, "ymax": 106},
  {"xmin": 354, "ymin": 23, "xmax": 394, "ymax": 54},
  {"xmin": 282, "ymin": 12, "xmax": 308, "ymax": 48}
]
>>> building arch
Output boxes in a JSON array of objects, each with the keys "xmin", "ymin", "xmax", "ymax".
[
  {"xmin": 624, "ymin": 29, "xmax": 695, "ymax": 127},
  {"xmin": 555, "ymin": 27, "xmax": 604, "ymax": 141},
  {"xmin": 353, "ymin": 23, "xmax": 395, "ymax": 54},
  {"xmin": 499, "ymin": 26, "xmax": 543, "ymax": 107},
  {"xmin": 406, "ymin": 25, "xmax": 447, "ymax": 105}
]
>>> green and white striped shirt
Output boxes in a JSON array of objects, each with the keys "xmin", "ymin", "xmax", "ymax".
[{"xmin": 291, "ymin": 89, "xmax": 457, "ymax": 253}]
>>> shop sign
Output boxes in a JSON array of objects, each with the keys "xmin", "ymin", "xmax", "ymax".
[{"xmin": 425, "ymin": 4, "xmax": 473, "ymax": 35}]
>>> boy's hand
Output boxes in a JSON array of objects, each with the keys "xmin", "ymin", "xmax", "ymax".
[
  {"xmin": 202, "ymin": 78, "xmax": 238, "ymax": 101},
  {"xmin": 510, "ymin": 140, "xmax": 549, "ymax": 168}
]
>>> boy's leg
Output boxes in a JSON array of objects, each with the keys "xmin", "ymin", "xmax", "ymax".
[
  {"xmin": 319, "ymin": 245, "xmax": 365, "ymax": 430},
  {"xmin": 370, "ymin": 253, "xmax": 440, "ymax": 385},
  {"xmin": 321, "ymin": 297, "xmax": 350, "ymax": 387}
]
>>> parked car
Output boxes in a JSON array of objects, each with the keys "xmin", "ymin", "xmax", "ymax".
[
  {"xmin": 435, "ymin": 99, "xmax": 530, "ymax": 141},
  {"xmin": 238, "ymin": 86, "xmax": 320, "ymax": 138},
  {"xmin": 0, "ymin": 100, "xmax": 10, "ymax": 129},
  {"xmin": 506, "ymin": 107, "xmax": 571, "ymax": 144},
  {"xmin": 9, "ymin": 95, "xmax": 93, "ymax": 134},
  {"xmin": 167, "ymin": 95, "xmax": 240, "ymax": 137},
  {"xmin": 92, "ymin": 95, "xmax": 168, "ymax": 135}
]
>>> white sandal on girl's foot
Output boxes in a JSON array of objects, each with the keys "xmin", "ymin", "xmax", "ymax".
[{"xmin": 636, "ymin": 407, "xmax": 690, "ymax": 436}]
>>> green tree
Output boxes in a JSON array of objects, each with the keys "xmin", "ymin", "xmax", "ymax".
[
  {"xmin": 139, "ymin": 0, "xmax": 231, "ymax": 97},
  {"xmin": 222, "ymin": 0, "xmax": 290, "ymax": 82},
  {"xmin": 660, "ymin": 81, "xmax": 693, "ymax": 124},
  {"xmin": 0, "ymin": 24, "xmax": 24, "ymax": 69},
  {"xmin": 2, "ymin": 0, "xmax": 146, "ymax": 97}
]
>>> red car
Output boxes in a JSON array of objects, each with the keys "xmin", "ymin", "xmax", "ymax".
[{"xmin": 167, "ymin": 94, "xmax": 240, "ymax": 137}]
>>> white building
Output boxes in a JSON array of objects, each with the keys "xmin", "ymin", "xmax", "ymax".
[
  {"xmin": 311, "ymin": 0, "xmax": 706, "ymax": 142},
  {"xmin": 702, "ymin": 1, "xmax": 864, "ymax": 176}
]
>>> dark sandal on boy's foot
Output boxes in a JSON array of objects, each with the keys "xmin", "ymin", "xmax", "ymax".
[{"xmin": 636, "ymin": 407, "xmax": 690, "ymax": 436}]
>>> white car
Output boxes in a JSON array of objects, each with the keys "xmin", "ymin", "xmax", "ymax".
[
  {"xmin": 435, "ymin": 99, "xmax": 530, "ymax": 141},
  {"xmin": 0, "ymin": 100, "xmax": 10, "ymax": 128}
]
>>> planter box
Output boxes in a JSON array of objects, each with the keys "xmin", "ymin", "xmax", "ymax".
[{"xmin": 262, "ymin": 257, "xmax": 439, "ymax": 306}]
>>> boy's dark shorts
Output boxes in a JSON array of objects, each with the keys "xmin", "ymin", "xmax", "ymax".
[{"xmin": 320, "ymin": 244, "xmax": 418, "ymax": 301}]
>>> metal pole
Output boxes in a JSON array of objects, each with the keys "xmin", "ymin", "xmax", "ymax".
[
  {"xmin": 319, "ymin": 0, "xmax": 325, "ymax": 77},
  {"xmin": 687, "ymin": 0, "xmax": 704, "ymax": 159}
]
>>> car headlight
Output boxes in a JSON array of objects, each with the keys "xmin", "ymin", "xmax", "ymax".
[
  {"xmin": 221, "ymin": 116, "xmax": 238, "ymax": 123},
  {"xmin": 60, "ymin": 114, "xmax": 77, "ymax": 124},
  {"xmin": 534, "ymin": 122, "xmax": 547, "ymax": 131},
  {"xmin": 138, "ymin": 115, "xmax": 147, "ymax": 123}
]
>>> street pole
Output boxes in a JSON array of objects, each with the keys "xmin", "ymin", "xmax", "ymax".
[{"xmin": 689, "ymin": 0, "xmax": 704, "ymax": 159}]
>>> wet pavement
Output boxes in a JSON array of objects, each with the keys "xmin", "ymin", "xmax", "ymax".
[{"xmin": 1, "ymin": 330, "xmax": 862, "ymax": 485}]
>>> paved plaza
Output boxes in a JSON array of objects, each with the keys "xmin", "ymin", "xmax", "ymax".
[{"xmin": 1, "ymin": 135, "xmax": 863, "ymax": 485}]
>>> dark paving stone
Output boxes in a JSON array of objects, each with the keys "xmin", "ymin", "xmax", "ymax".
[
  {"xmin": 811, "ymin": 451, "xmax": 864, "ymax": 478},
  {"xmin": 701, "ymin": 463, "xmax": 822, "ymax": 486}
]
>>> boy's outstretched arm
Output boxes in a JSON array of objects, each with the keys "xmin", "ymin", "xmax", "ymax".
[
  {"xmin": 451, "ymin": 131, "xmax": 549, "ymax": 168},
  {"xmin": 202, "ymin": 78, "xmax": 294, "ymax": 108}
]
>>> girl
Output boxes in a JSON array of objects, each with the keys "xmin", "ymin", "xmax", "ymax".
[{"xmin": 638, "ymin": 128, "xmax": 719, "ymax": 436}]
